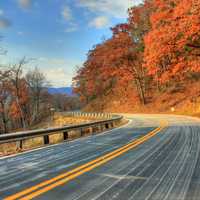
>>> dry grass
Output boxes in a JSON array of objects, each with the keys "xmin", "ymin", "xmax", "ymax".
[
  {"xmin": 31, "ymin": 114, "xmax": 96, "ymax": 130},
  {"xmin": 85, "ymin": 81, "xmax": 200, "ymax": 118}
]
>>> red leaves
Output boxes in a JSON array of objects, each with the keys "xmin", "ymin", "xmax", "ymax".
[
  {"xmin": 74, "ymin": 0, "xmax": 200, "ymax": 108},
  {"xmin": 73, "ymin": 24, "xmax": 136, "ymax": 102},
  {"xmin": 10, "ymin": 102, "xmax": 21, "ymax": 119},
  {"xmin": 144, "ymin": 0, "xmax": 200, "ymax": 82},
  {"xmin": 111, "ymin": 24, "xmax": 130, "ymax": 36},
  {"xmin": 0, "ymin": 73, "xmax": 29, "ymax": 122}
]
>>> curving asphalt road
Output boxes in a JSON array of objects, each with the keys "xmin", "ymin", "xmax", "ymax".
[{"xmin": 0, "ymin": 114, "xmax": 200, "ymax": 200}]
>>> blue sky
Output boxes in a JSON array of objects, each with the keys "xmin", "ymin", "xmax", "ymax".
[{"xmin": 0, "ymin": 0, "xmax": 142, "ymax": 87}]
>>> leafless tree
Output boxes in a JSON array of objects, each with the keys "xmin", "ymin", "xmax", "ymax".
[{"xmin": 25, "ymin": 67, "xmax": 49, "ymax": 123}]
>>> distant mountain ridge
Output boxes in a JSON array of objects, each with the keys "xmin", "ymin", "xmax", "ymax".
[{"xmin": 48, "ymin": 87, "xmax": 74, "ymax": 96}]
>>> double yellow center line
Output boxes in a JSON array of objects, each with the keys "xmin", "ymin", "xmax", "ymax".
[{"xmin": 4, "ymin": 121, "xmax": 168, "ymax": 200}]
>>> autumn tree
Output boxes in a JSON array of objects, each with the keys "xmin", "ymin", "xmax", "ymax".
[
  {"xmin": 128, "ymin": 0, "xmax": 152, "ymax": 51},
  {"xmin": 9, "ymin": 57, "xmax": 30, "ymax": 129},
  {"xmin": 74, "ymin": 1, "xmax": 153, "ymax": 105},
  {"xmin": 73, "ymin": 37, "xmax": 123, "ymax": 106},
  {"xmin": 73, "ymin": 66, "xmax": 94, "ymax": 104},
  {"xmin": 0, "ymin": 68, "xmax": 11, "ymax": 133},
  {"xmin": 126, "ymin": 1, "xmax": 153, "ymax": 103},
  {"xmin": 109, "ymin": 24, "xmax": 148, "ymax": 104},
  {"xmin": 144, "ymin": 0, "xmax": 200, "ymax": 85}
]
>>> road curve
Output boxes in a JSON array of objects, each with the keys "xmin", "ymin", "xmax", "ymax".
[{"xmin": 0, "ymin": 114, "xmax": 200, "ymax": 200}]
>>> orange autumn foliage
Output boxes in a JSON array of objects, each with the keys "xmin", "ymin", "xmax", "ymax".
[
  {"xmin": 144, "ymin": 0, "xmax": 200, "ymax": 82},
  {"xmin": 9, "ymin": 79, "xmax": 29, "ymax": 120},
  {"xmin": 73, "ymin": 0, "xmax": 200, "ymax": 112},
  {"xmin": 73, "ymin": 23, "xmax": 147, "ymax": 104}
]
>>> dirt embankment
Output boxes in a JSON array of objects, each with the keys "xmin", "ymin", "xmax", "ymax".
[{"xmin": 84, "ymin": 81, "xmax": 200, "ymax": 118}]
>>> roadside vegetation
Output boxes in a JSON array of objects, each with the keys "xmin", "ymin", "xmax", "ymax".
[
  {"xmin": 73, "ymin": 0, "xmax": 200, "ymax": 116},
  {"xmin": 0, "ymin": 59, "xmax": 81, "ymax": 134}
]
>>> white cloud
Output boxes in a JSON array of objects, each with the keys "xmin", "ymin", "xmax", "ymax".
[
  {"xmin": 89, "ymin": 16, "xmax": 110, "ymax": 29},
  {"xmin": 18, "ymin": 0, "xmax": 32, "ymax": 9},
  {"xmin": 62, "ymin": 5, "xmax": 73, "ymax": 21},
  {"xmin": 56, "ymin": 39, "xmax": 63, "ymax": 44},
  {"xmin": 37, "ymin": 57, "xmax": 82, "ymax": 87},
  {"xmin": 17, "ymin": 31, "xmax": 24, "ymax": 36},
  {"xmin": 64, "ymin": 26, "xmax": 78, "ymax": 33},
  {"xmin": 64, "ymin": 22, "xmax": 78, "ymax": 33},
  {"xmin": 61, "ymin": 5, "xmax": 78, "ymax": 33},
  {"xmin": 77, "ymin": 0, "xmax": 142, "ymax": 18},
  {"xmin": 0, "ymin": 9, "xmax": 4, "ymax": 16},
  {"xmin": 38, "ymin": 57, "xmax": 66, "ymax": 65},
  {"xmin": 43, "ymin": 68, "xmax": 71, "ymax": 87}
]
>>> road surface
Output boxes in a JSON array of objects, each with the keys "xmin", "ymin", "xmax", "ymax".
[{"xmin": 0, "ymin": 114, "xmax": 200, "ymax": 200}]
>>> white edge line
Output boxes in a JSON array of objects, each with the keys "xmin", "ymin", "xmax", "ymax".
[{"xmin": 0, "ymin": 119, "xmax": 132, "ymax": 160}]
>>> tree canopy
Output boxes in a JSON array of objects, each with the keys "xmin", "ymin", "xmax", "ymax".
[{"xmin": 73, "ymin": 0, "xmax": 200, "ymax": 110}]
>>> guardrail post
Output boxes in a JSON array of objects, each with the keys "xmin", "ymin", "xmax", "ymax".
[
  {"xmin": 101, "ymin": 124, "xmax": 105, "ymax": 132},
  {"xmin": 16, "ymin": 140, "xmax": 23, "ymax": 150},
  {"xmin": 98, "ymin": 125, "xmax": 102, "ymax": 132},
  {"xmin": 92, "ymin": 126, "xmax": 96, "ymax": 134},
  {"xmin": 110, "ymin": 122, "xmax": 114, "ymax": 128},
  {"xmin": 105, "ymin": 123, "xmax": 109, "ymax": 129},
  {"xmin": 80, "ymin": 128, "xmax": 84, "ymax": 136},
  {"xmin": 63, "ymin": 131, "xmax": 68, "ymax": 140},
  {"xmin": 97, "ymin": 125, "xmax": 100, "ymax": 132},
  {"xmin": 89, "ymin": 127, "xmax": 93, "ymax": 134},
  {"xmin": 43, "ymin": 135, "xmax": 49, "ymax": 145},
  {"xmin": 20, "ymin": 140, "xmax": 23, "ymax": 149}
]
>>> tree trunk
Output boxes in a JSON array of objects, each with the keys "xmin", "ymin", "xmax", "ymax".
[
  {"xmin": 0, "ymin": 102, "xmax": 8, "ymax": 133},
  {"xmin": 154, "ymin": 72, "xmax": 161, "ymax": 92},
  {"xmin": 36, "ymin": 95, "xmax": 40, "ymax": 117},
  {"xmin": 137, "ymin": 78, "xmax": 146, "ymax": 105},
  {"xmin": 16, "ymin": 97, "xmax": 27, "ymax": 129}
]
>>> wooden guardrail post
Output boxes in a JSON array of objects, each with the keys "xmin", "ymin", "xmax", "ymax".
[
  {"xmin": 105, "ymin": 123, "xmax": 109, "ymax": 129},
  {"xmin": 80, "ymin": 128, "xmax": 84, "ymax": 136},
  {"xmin": 88, "ymin": 127, "xmax": 93, "ymax": 134},
  {"xmin": 110, "ymin": 122, "xmax": 114, "ymax": 128},
  {"xmin": 43, "ymin": 135, "xmax": 49, "ymax": 145},
  {"xmin": 16, "ymin": 140, "xmax": 23, "ymax": 150},
  {"xmin": 101, "ymin": 124, "xmax": 105, "ymax": 131},
  {"xmin": 20, "ymin": 140, "xmax": 23, "ymax": 149},
  {"xmin": 63, "ymin": 131, "xmax": 68, "ymax": 140},
  {"xmin": 92, "ymin": 126, "xmax": 96, "ymax": 134}
]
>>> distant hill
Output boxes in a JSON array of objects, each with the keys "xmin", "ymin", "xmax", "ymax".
[{"xmin": 48, "ymin": 87, "xmax": 74, "ymax": 96}]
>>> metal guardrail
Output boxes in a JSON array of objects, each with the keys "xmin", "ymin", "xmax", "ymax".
[
  {"xmin": 60, "ymin": 111, "xmax": 113, "ymax": 119},
  {"xmin": 0, "ymin": 112, "xmax": 123, "ymax": 149}
]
